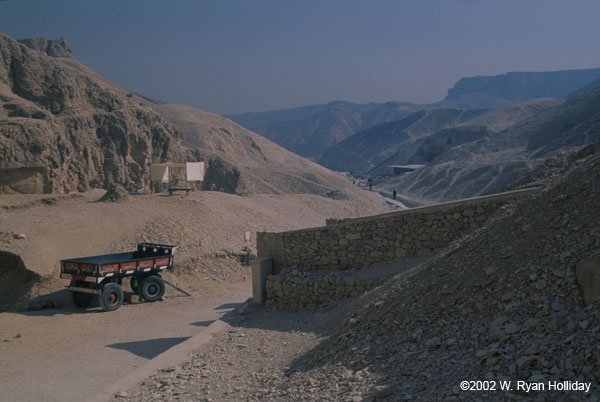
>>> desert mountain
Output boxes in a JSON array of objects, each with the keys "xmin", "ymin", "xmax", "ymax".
[
  {"xmin": 229, "ymin": 68, "xmax": 600, "ymax": 162},
  {"xmin": 318, "ymin": 108, "xmax": 488, "ymax": 174},
  {"xmin": 152, "ymin": 103, "xmax": 369, "ymax": 198},
  {"xmin": 0, "ymin": 32, "xmax": 184, "ymax": 193},
  {"xmin": 228, "ymin": 101, "xmax": 420, "ymax": 158},
  {"xmin": 365, "ymin": 98, "xmax": 562, "ymax": 176},
  {"xmin": 376, "ymin": 87, "xmax": 600, "ymax": 203},
  {"xmin": 1, "ymin": 32, "xmax": 375, "ymax": 204},
  {"xmin": 444, "ymin": 68, "xmax": 600, "ymax": 107},
  {"xmin": 18, "ymin": 37, "xmax": 74, "ymax": 58},
  {"xmin": 567, "ymin": 77, "xmax": 600, "ymax": 98}
]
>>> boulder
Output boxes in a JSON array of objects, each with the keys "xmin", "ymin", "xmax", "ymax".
[{"xmin": 99, "ymin": 184, "xmax": 129, "ymax": 203}]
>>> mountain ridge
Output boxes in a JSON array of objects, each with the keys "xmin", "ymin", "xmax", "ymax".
[
  {"xmin": 445, "ymin": 68, "xmax": 600, "ymax": 103},
  {"xmin": 229, "ymin": 67, "xmax": 600, "ymax": 160},
  {"xmin": 0, "ymin": 32, "xmax": 378, "ymax": 206}
]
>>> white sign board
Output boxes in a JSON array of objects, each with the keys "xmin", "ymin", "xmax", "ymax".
[{"xmin": 186, "ymin": 162, "xmax": 205, "ymax": 182}]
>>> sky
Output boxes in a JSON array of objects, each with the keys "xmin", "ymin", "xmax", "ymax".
[{"xmin": 1, "ymin": 0, "xmax": 599, "ymax": 115}]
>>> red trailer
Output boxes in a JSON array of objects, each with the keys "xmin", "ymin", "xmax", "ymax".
[{"xmin": 60, "ymin": 242, "xmax": 177, "ymax": 311}]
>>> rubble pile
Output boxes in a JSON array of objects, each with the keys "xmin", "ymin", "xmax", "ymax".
[{"xmin": 290, "ymin": 141, "xmax": 600, "ymax": 399}]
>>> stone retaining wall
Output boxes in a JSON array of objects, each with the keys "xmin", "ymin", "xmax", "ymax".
[
  {"xmin": 258, "ymin": 189, "xmax": 536, "ymax": 273},
  {"xmin": 265, "ymin": 271, "xmax": 382, "ymax": 310}
]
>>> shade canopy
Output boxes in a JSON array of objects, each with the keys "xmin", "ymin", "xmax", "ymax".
[{"xmin": 150, "ymin": 162, "xmax": 205, "ymax": 183}]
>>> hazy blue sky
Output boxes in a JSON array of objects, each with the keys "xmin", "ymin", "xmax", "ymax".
[{"xmin": 1, "ymin": 0, "xmax": 599, "ymax": 115}]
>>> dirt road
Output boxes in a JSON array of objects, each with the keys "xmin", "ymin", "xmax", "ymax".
[{"xmin": 0, "ymin": 280, "xmax": 250, "ymax": 402}]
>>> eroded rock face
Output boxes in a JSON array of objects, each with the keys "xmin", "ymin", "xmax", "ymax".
[
  {"xmin": 18, "ymin": 37, "xmax": 74, "ymax": 58},
  {"xmin": 0, "ymin": 32, "xmax": 185, "ymax": 193}
]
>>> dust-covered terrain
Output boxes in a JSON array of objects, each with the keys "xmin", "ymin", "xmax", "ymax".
[
  {"xmin": 2, "ymin": 26, "xmax": 600, "ymax": 402},
  {"xmin": 0, "ymin": 188, "xmax": 387, "ymax": 311},
  {"xmin": 114, "ymin": 141, "xmax": 600, "ymax": 401},
  {"xmin": 373, "ymin": 87, "xmax": 600, "ymax": 203},
  {"xmin": 1, "ymin": 32, "xmax": 380, "ymax": 206}
]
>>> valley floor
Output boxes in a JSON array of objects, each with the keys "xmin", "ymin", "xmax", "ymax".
[{"xmin": 0, "ymin": 188, "xmax": 390, "ymax": 402}]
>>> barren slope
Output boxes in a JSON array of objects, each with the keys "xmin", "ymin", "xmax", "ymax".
[
  {"xmin": 376, "ymin": 92, "xmax": 600, "ymax": 202},
  {"xmin": 0, "ymin": 32, "xmax": 184, "ymax": 193},
  {"xmin": 279, "ymin": 139, "xmax": 600, "ymax": 400},
  {"xmin": 228, "ymin": 101, "xmax": 420, "ymax": 158},
  {"xmin": 318, "ymin": 108, "xmax": 487, "ymax": 174},
  {"xmin": 153, "ymin": 103, "xmax": 380, "ymax": 201},
  {"xmin": 0, "ymin": 189, "xmax": 388, "ymax": 311}
]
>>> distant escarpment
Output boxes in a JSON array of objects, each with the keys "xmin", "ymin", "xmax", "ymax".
[
  {"xmin": 0, "ymin": 32, "xmax": 185, "ymax": 193},
  {"xmin": 445, "ymin": 68, "xmax": 600, "ymax": 104},
  {"xmin": 18, "ymin": 37, "xmax": 74, "ymax": 58}
]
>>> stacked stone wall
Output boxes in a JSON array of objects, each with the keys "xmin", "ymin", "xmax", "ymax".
[
  {"xmin": 258, "ymin": 189, "xmax": 536, "ymax": 272},
  {"xmin": 266, "ymin": 271, "xmax": 381, "ymax": 310}
]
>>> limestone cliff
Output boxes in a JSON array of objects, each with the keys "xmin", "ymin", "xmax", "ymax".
[
  {"xmin": 445, "ymin": 68, "xmax": 600, "ymax": 103},
  {"xmin": 0, "ymin": 32, "xmax": 185, "ymax": 193},
  {"xmin": 18, "ymin": 37, "xmax": 74, "ymax": 58}
]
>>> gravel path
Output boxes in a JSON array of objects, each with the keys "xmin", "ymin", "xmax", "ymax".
[{"xmin": 111, "ymin": 303, "xmax": 383, "ymax": 402}]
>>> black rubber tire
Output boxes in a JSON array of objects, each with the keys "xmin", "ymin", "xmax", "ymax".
[
  {"xmin": 72, "ymin": 291, "xmax": 94, "ymax": 308},
  {"xmin": 130, "ymin": 277, "xmax": 140, "ymax": 295},
  {"xmin": 100, "ymin": 283, "xmax": 124, "ymax": 312},
  {"xmin": 140, "ymin": 276, "xmax": 165, "ymax": 302}
]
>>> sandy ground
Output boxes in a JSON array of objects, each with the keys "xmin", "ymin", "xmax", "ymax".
[
  {"xmin": 111, "ymin": 303, "xmax": 343, "ymax": 402},
  {"xmin": 111, "ymin": 258, "xmax": 433, "ymax": 402},
  {"xmin": 0, "ymin": 189, "xmax": 388, "ymax": 304},
  {"xmin": 0, "ymin": 280, "xmax": 250, "ymax": 402},
  {"xmin": 0, "ymin": 188, "xmax": 389, "ymax": 402}
]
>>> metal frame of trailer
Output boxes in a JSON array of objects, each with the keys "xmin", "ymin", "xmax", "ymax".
[{"xmin": 60, "ymin": 242, "xmax": 177, "ymax": 311}]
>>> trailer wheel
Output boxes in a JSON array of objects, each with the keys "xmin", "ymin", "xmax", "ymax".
[
  {"xmin": 130, "ymin": 277, "xmax": 140, "ymax": 295},
  {"xmin": 100, "ymin": 283, "xmax": 123, "ymax": 312},
  {"xmin": 140, "ymin": 276, "xmax": 165, "ymax": 302},
  {"xmin": 72, "ymin": 291, "xmax": 94, "ymax": 308}
]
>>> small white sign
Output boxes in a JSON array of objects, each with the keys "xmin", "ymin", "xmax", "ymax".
[{"xmin": 245, "ymin": 231, "xmax": 251, "ymax": 242}]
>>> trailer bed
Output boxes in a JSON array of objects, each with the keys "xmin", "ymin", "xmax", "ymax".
[{"xmin": 61, "ymin": 243, "xmax": 177, "ymax": 311}]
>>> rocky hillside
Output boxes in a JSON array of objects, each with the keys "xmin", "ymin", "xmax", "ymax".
[
  {"xmin": 0, "ymin": 32, "xmax": 376, "ymax": 202},
  {"xmin": 287, "ymin": 138, "xmax": 600, "ymax": 400},
  {"xmin": 375, "ymin": 90, "xmax": 600, "ymax": 203},
  {"xmin": 18, "ymin": 37, "xmax": 74, "ymax": 58},
  {"xmin": 228, "ymin": 101, "xmax": 419, "ymax": 158},
  {"xmin": 318, "ymin": 108, "xmax": 487, "ymax": 174},
  {"xmin": 0, "ymin": 32, "xmax": 184, "ymax": 193},
  {"xmin": 568, "ymin": 77, "xmax": 600, "ymax": 98},
  {"xmin": 229, "ymin": 68, "xmax": 600, "ymax": 162},
  {"xmin": 153, "ymin": 104, "xmax": 370, "ymax": 199},
  {"xmin": 445, "ymin": 68, "xmax": 600, "ymax": 106}
]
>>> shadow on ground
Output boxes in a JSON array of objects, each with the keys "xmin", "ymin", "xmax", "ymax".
[
  {"xmin": 107, "ymin": 337, "xmax": 191, "ymax": 359},
  {"xmin": 190, "ymin": 320, "xmax": 215, "ymax": 327},
  {"xmin": 7, "ymin": 288, "xmax": 181, "ymax": 317}
]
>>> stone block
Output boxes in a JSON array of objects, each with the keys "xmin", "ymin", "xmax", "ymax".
[
  {"xmin": 576, "ymin": 258, "xmax": 600, "ymax": 305},
  {"xmin": 251, "ymin": 258, "xmax": 273, "ymax": 304}
]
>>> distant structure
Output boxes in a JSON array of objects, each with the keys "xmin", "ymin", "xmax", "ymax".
[
  {"xmin": 385, "ymin": 164, "xmax": 425, "ymax": 176},
  {"xmin": 150, "ymin": 162, "xmax": 205, "ymax": 195}
]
